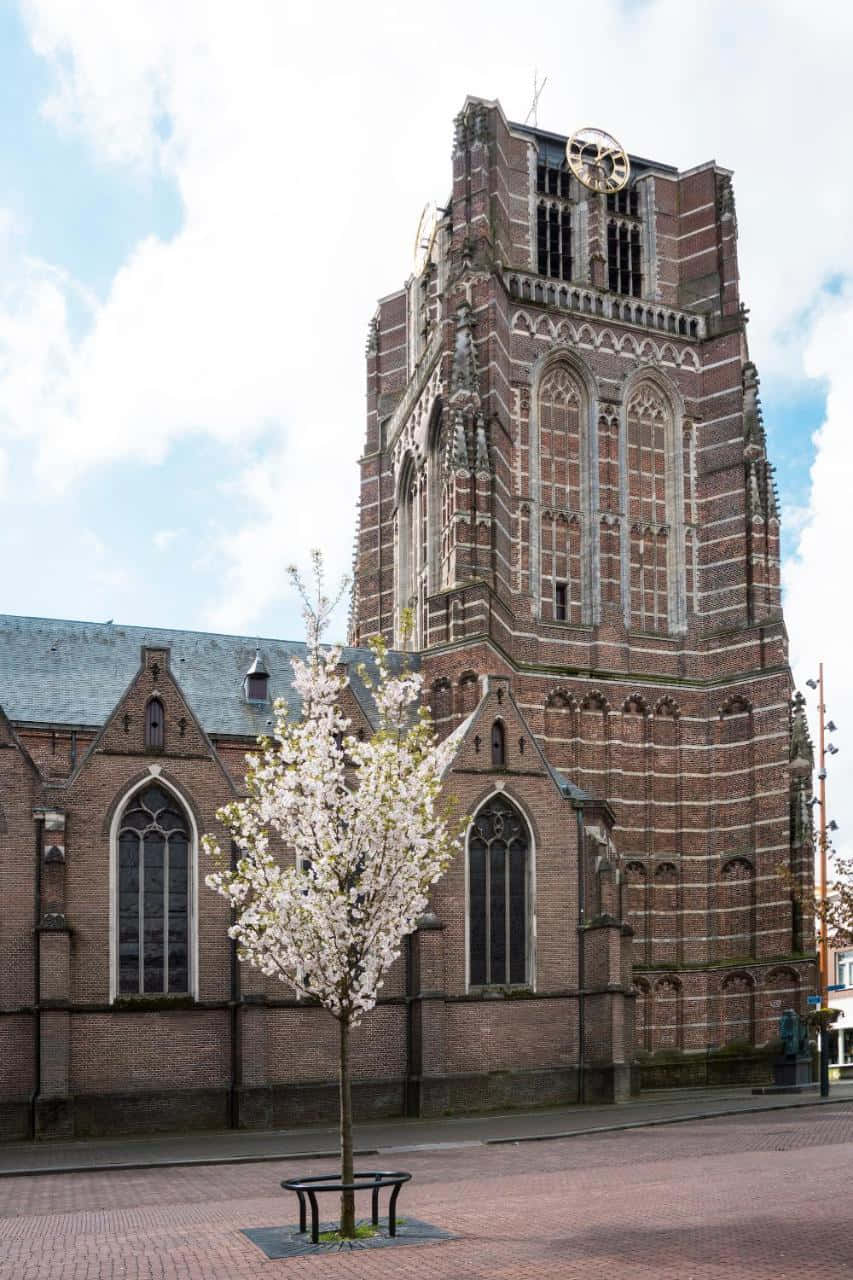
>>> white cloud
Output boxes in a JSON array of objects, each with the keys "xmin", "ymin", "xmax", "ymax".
[
  {"xmin": 153, "ymin": 527, "xmax": 181, "ymax": 551},
  {"xmin": 78, "ymin": 528, "xmax": 130, "ymax": 590},
  {"xmin": 2, "ymin": 0, "xmax": 853, "ymax": 641},
  {"xmin": 203, "ymin": 429, "xmax": 355, "ymax": 635},
  {"xmin": 783, "ymin": 283, "xmax": 853, "ymax": 852},
  {"xmin": 781, "ymin": 504, "xmax": 811, "ymax": 541}
]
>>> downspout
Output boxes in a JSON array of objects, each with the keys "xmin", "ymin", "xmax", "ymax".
[
  {"xmin": 404, "ymin": 931, "xmax": 416, "ymax": 1116},
  {"xmin": 228, "ymin": 840, "xmax": 240, "ymax": 1129},
  {"xmin": 31, "ymin": 815, "xmax": 43, "ymax": 1139},
  {"xmin": 575, "ymin": 799, "xmax": 586, "ymax": 1105}
]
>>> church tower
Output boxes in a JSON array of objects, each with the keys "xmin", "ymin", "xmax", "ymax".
[{"xmin": 351, "ymin": 97, "xmax": 815, "ymax": 1060}]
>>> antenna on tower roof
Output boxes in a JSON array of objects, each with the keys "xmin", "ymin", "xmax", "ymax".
[{"xmin": 524, "ymin": 70, "xmax": 548, "ymax": 127}]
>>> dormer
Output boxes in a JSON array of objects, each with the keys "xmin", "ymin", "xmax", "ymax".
[{"xmin": 243, "ymin": 650, "xmax": 269, "ymax": 704}]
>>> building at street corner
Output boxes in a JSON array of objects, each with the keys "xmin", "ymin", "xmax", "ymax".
[
  {"xmin": 825, "ymin": 944, "xmax": 853, "ymax": 1076},
  {"xmin": 0, "ymin": 97, "xmax": 817, "ymax": 1141}
]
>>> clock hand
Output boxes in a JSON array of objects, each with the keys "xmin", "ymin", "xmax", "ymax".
[{"xmin": 596, "ymin": 147, "xmax": 626, "ymax": 168}]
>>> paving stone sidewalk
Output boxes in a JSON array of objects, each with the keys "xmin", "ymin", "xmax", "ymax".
[
  {"xmin": 2, "ymin": 1103, "xmax": 853, "ymax": 1278},
  {"xmin": 3, "ymin": 1081, "xmax": 853, "ymax": 1175}
]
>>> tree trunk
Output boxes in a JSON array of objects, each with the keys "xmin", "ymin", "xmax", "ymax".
[{"xmin": 339, "ymin": 1015, "xmax": 356, "ymax": 1237}]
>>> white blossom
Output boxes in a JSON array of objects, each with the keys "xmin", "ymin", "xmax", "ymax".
[{"xmin": 204, "ymin": 580, "xmax": 461, "ymax": 1026}]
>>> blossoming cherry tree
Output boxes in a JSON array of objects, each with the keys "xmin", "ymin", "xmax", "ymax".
[{"xmin": 205, "ymin": 557, "xmax": 461, "ymax": 1238}]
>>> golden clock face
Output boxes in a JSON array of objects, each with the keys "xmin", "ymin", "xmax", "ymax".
[
  {"xmin": 567, "ymin": 128, "xmax": 630, "ymax": 194},
  {"xmin": 413, "ymin": 202, "xmax": 438, "ymax": 276}
]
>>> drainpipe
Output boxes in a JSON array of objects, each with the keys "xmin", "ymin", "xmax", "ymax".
[
  {"xmin": 575, "ymin": 799, "xmax": 586, "ymax": 1105},
  {"xmin": 228, "ymin": 840, "xmax": 240, "ymax": 1129},
  {"xmin": 31, "ymin": 814, "xmax": 43, "ymax": 1139},
  {"xmin": 404, "ymin": 931, "xmax": 416, "ymax": 1117}
]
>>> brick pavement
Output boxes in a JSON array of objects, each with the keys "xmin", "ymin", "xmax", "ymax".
[{"xmin": 0, "ymin": 1104, "xmax": 850, "ymax": 1278}]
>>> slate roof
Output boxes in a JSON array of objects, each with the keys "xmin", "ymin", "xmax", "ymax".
[{"xmin": 0, "ymin": 614, "xmax": 415, "ymax": 738}]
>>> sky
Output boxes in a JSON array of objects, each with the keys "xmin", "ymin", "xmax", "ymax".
[{"xmin": 0, "ymin": 0, "xmax": 851, "ymax": 839}]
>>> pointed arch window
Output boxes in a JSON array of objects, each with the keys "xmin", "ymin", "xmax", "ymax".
[
  {"xmin": 536, "ymin": 364, "xmax": 584, "ymax": 624},
  {"xmin": 491, "ymin": 719, "xmax": 506, "ymax": 768},
  {"xmin": 145, "ymin": 697, "xmax": 164, "ymax": 749},
  {"xmin": 396, "ymin": 453, "xmax": 428, "ymax": 648},
  {"xmin": 117, "ymin": 784, "xmax": 190, "ymax": 995},
  {"xmin": 468, "ymin": 795, "xmax": 529, "ymax": 987}
]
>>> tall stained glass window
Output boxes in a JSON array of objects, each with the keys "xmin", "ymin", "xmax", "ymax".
[
  {"xmin": 117, "ymin": 784, "xmax": 190, "ymax": 995},
  {"xmin": 468, "ymin": 795, "xmax": 529, "ymax": 987}
]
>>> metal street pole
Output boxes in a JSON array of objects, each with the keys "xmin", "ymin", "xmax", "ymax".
[
  {"xmin": 818, "ymin": 661, "xmax": 828, "ymax": 1007},
  {"xmin": 815, "ymin": 663, "xmax": 832, "ymax": 1097}
]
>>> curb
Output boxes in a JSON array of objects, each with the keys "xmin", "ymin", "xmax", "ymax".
[
  {"xmin": 484, "ymin": 1095, "xmax": 853, "ymax": 1146},
  {"xmin": 0, "ymin": 1148, "xmax": 380, "ymax": 1179},
  {"xmin": 1, "ymin": 1094, "xmax": 850, "ymax": 1179}
]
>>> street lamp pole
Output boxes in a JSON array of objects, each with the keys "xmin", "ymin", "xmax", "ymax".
[
  {"xmin": 818, "ymin": 661, "xmax": 828, "ymax": 1006},
  {"xmin": 806, "ymin": 662, "xmax": 842, "ymax": 1098}
]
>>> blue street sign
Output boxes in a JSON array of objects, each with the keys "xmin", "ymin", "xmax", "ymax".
[
  {"xmin": 828, "ymin": 984, "xmax": 845, "ymax": 992},
  {"xmin": 807, "ymin": 995, "xmax": 822, "ymax": 1005}
]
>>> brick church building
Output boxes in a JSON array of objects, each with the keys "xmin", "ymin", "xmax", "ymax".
[{"xmin": 0, "ymin": 97, "xmax": 815, "ymax": 1140}]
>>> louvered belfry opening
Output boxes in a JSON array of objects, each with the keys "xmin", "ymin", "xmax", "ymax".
[{"xmin": 144, "ymin": 697, "xmax": 164, "ymax": 749}]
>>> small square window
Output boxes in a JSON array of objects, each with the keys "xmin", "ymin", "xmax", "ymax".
[
  {"xmin": 246, "ymin": 674, "xmax": 268, "ymax": 702},
  {"xmin": 555, "ymin": 582, "xmax": 568, "ymax": 622}
]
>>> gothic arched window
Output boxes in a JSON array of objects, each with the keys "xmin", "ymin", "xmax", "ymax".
[
  {"xmin": 117, "ymin": 784, "xmax": 190, "ymax": 995},
  {"xmin": 396, "ymin": 453, "xmax": 428, "ymax": 648},
  {"xmin": 490, "ymin": 720, "xmax": 506, "ymax": 768},
  {"xmin": 537, "ymin": 364, "xmax": 584, "ymax": 624},
  {"xmin": 626, "ymin": 382, "xmax": 686, "ymax": 633},
  {"xmin": 145, "ymin": 697, "xmax": 164, "ymax": 749},
  {"xmin": 468, "ymin": 795, "xmax": 529, "ymax": 987}
]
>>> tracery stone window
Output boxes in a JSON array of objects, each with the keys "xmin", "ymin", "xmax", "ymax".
[
  {"xmin": 626, "ymin": 383, "xmax": 680, "ymax": 633},
  {"xmin": 396, "ymin": 454, "xmax": 428, "ymax": 648},
  {"xmin": 538, "ymin": 364, "xmax": 583, "ymax": 623},
  {"xmin": 116, "ymin": 784, "xmax": 190, "ymax": 995},
  {"xmin": 597, "ymin": 406, "xmax": 622, "ymax": 615},
  {"xmin": 468, "ymin": 795, "xmax": 529, "ymax": 987}
]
